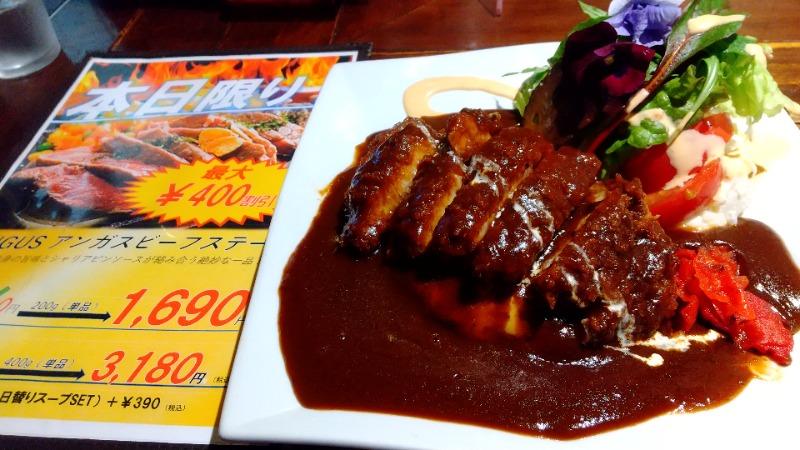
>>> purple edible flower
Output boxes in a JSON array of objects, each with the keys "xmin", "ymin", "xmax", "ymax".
[
  {"xmin": 555, "ymin": 21, "xmax": 656, "ymax": 131},
  {"xmin": 606, "ymin": 0, "xmax": 683, "ymax": 47}
]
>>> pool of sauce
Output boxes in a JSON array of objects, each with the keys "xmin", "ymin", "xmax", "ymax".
[{"xmin": 278, "ymin": 132, "xmax": 800, "ymax": 440}]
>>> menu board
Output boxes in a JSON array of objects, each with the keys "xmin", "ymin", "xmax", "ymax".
[{"xmin": 0, "ymin": 46, "xmax": 367, "ymax": 443}]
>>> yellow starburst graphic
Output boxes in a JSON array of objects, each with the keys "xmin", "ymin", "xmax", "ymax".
[{"xmin": 123, "ymin": 159, "xmax": 288, "ymax": 227}]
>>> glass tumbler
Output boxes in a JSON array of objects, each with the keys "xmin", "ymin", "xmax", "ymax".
[{"xmin": 0, "ymin": 0, "xmax": 61, "ymax": 79}]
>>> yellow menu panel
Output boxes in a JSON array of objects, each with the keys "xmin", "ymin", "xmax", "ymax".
[{"xmin": 1, "ymin": 228, "xmax": 264, "ymax": 426}]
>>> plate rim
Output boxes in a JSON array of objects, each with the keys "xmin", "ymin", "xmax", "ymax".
[{"xmin": 218, "ymin": 42, "xmax": 800, "ymax": 450}]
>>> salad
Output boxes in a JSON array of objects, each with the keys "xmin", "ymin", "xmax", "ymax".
[
  {"xmin": 515, "ymin": 0, "xmax": 799, "ymax": 230},
  {"xmin": 514, "ymin": 0, "xmax": 799, "ymax": 364}
]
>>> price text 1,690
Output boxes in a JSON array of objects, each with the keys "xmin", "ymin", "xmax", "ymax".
[
  {"xmin": 91, "ymin": 350, "xmax": 205, "ymax": 385},
  {"xmin": 113, "ymin": 288, "xmax": 248, "ymax": 328}
]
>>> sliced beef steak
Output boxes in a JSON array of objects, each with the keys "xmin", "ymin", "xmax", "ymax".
[
  {"xmin": 340, "ymin": 118, "xmax": 441, "ymax": 254},
  {"xmin": 10, "ymin": 164, "xmax": 129, "ymax": 214},
  {"xmin": 432, "ymin": 127, "xmax": 553, "ymax": 257},
  {"xmin": 391, "ymin": 151, "xmax": 467, "ymax": 257},
  {"xmin": 526, "ymin": 177, "xmax": 677, "ymax": 345},
  {"xmin": 35, "ymin": 146, "xmax": 162, "ymax": 183},
  {"xmin": 102, "ymin": 134, "xmax": 187, "ymax": 167},
  {"xmin": 473, "ymin": 147, "xmax": 600, "ymax": 284}
]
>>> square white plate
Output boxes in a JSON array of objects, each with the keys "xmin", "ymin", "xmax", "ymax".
[{"xmin": 219, "ymin": 43, "xmax": 800, "ymax": 450}]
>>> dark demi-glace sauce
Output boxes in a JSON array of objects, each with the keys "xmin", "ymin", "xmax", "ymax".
[{"xmin": 278, "ymin": 147, "xmax": 800, "ymax": 441}]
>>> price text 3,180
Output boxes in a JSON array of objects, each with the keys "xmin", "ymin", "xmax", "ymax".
[{"xmin": 91, "ymin": 350, "xmax": 206, "ymax": 385}]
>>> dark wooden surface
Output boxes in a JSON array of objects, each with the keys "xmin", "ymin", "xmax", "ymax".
[{"xmin": 1, "ymin": 0, "xmax": 799, "ymax": 448}]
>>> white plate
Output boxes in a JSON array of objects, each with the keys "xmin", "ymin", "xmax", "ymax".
[{"xmin": 218, "ymin": 43, "xmax": 800, "ymax": 450}]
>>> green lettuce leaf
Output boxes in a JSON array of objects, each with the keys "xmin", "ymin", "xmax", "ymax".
[
  {"xmin": 711, "ymin": 36, "xmax": 792, "ymax": 122},
  {"xmin": 512, "ymin": 65, "xmax": 549, "ymax": 116},
  {"xmin": 628, "ymin": 118, "xmax": 669, "ymax": 148}
]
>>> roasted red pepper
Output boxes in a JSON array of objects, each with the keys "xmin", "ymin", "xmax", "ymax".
[{"xmin": 674, "ymin": 244, "xmax": 794, "ymax": 365}]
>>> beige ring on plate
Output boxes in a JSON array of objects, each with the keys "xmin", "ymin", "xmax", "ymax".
[{"xmin": 403, "ymin": 76, "xmax": 518, "ymax": 117}]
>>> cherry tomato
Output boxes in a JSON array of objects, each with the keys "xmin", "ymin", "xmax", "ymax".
[
  {"xmin": 644, "ymin": 158, "xmax": 723, "ymax": 228},
  {"xmin": 691, "ymin": 113, "xmax": 734, "ymax": 143},
  {"xmin": 620, "ymin": 143, "xmax": 677, "ymax": 194}
]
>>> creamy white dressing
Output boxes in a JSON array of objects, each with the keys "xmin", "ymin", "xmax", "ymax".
[
  {"xmin": 606, "ymin": 330, "xmax": 722, "ymax": 367},
  {"xmin": 403, "ymin": 76, "xmax": 517, "ymax": 117},
  {"xmin": 663, "ymin": 129, "xmax": 726, "ymax": 189},
  {"xmin": 470, "ymin": 155, "xmax": 505, "ymax": 195},
  {"xmin": 749, "ymin": 357, "xmax": 785, "ymax": 381},
  {"xmin": 746, "ymin": 114, "xmax": 796, "ymax": 170},
  {"xmin": 513, "ymin": 199, "xmax": 543, "ymax": 243},
  {"xmin": 603, "ymin": 296, "xmax": 636, "ymax": 347},
  {"xmin": 687, "ymin": 14, "xmax": 746, "ymax": 35}
]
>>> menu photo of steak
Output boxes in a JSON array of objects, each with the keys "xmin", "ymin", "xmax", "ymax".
[{"xmin": 0, "ymin": 110, "xmax": 307, "ymax": 229}]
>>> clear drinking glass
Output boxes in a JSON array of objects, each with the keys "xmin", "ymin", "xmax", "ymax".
[{"xmin": 0, "ymin": 0, "xmax": 61, "ymax": 79}]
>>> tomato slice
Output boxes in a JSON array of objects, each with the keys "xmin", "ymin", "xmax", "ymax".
[
  {"xmin": 620, "ymin": 143, "xmax": 677, "ymax": 194},
  {"xmin": 644, "ymin": 158, "xmax": 723, "ymax": 228},
  {"xmin": 691, "ymin": 113, "xmax": 734, "ymax": 143}
]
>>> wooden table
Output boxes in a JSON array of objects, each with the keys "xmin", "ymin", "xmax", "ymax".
[{"xmin": 1, "ymin": 0, "xmax": 798, "ymax": 449}]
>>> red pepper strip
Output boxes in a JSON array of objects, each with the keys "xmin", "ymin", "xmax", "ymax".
[
  {"xmin": 674, "ymin": 248, "xmax": 701, "ymax": 331},
  {"xmin": 731, "ymin": 292, "xmax": 794, "ymax": 365},
  {"xmin": 694, "ymin": 245, "xmax": 752, "ymax": 323},
  {"xmin": 673, "ymin": 244, "xmax": 794, "ymax": 365}
]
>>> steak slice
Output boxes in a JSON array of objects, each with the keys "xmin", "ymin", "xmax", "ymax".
[
  {"xmin": 473, "ymin": 147, "xmax": 601, "ymax": 284},
  {"xmin": 136, "ymin": 126, "xmax": 214, "ymax": 163},
  {"xmin": 9, "ymin": 164, "xmax": 129, "ymax": 214},
  {"xmin": 432, "ymin": 127, "xmax": 553, "ymax": 257},
  {"xmin": 102, "ymin": 134, "xmax": 187, "ymax": 167},
  {"xmin": 340, "ymin": 118, "xmax": 440, "ymax": 254},
  {"xmin": 35, "ymin": 146, "xmax": 163, "ymax": 183},
  {"xmin": 391, "ymin": 151, "xmax": 467, "ymax": 257},
  {"xmin": 446, "ymin": 108, "xmax": 505, "ymax": 159},
  {"xmin": 213, "ymin": 112, "xmax": 303, "ymax": 156},
  {"xmin": 526, "ymin": 177, "xmax": 677, "ymax": 345},
  {"xmin": 228, "ymin": 123, "xmax": 278, "ymax": 163}
]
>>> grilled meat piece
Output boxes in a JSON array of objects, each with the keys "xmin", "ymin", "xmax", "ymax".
[
  {"xmin": 473, "ymin": 147, "xmax": 601, "ymax": 284},
  {"xmin": 34, "ymin": 146, "xmax": 162, "ymax": 183},
  {"xmin": 526, "ymin": 177, "xmax": 677, "ymax": 345},
  {"xmin": 265, "ymin": 120, "xmax": 303, "ymax": 156},
  {"xmin": 338, "ymin": 112, "xmax": 680, "ymax": 348},
  {"xmin": 446, "ymin": 108, "xmax": 505, "ymax": 159},
  {"xmin": 136, "ymin": 124, "xmax": 214, "ymax": 163},
  {"xmin": 9, "ymin": 164, "xmax": 129, "ymax": 214},
  {"xmin": 391, "ymin": 151, "xmax": 467, "ymax": 257},
  {"xmin": 340, "ymin": 118, "xmax": 441, "ymax": 254},
  {"xmin": 169, "ymin": 141, "xmax": 215, "ymax": 163},
  {"xmin": 432, "ymin": 127, "xmax": 553, "ymax": 257},
  {"xmin": 227, "ymin": 122, "xmax": 278, "ymax": 163},
  {"xmin": 231, "ymin": 140, "xmax": 275, "ymax": 163},
  {"xmin": 102, "ymin": 134, "xmax": 187, "ymax": 167},
  {"xmin": 212, "ymin": 112, "xmax": 303, "ymax": 156}
]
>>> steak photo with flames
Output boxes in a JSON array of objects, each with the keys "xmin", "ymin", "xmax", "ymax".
[{"xmin": 0, "ymin": 54, "xmax": 344, "ymax": 228}]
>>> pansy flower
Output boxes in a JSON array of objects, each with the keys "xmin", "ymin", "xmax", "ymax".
[
  {"xmin": 606, "ymin": 0, "xmax": 683, "ymax": 47},
  {"xmin": 552, "ymin": 21, "xmax": 656, "ymax": 140}
]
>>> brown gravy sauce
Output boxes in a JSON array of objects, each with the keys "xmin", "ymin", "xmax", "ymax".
[{"xmin": 278, "ymin": 121, "xmax": 800, "ymax": 440}]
